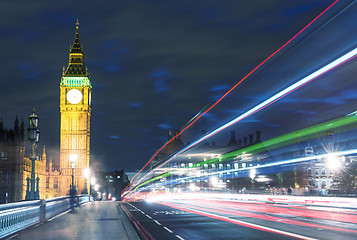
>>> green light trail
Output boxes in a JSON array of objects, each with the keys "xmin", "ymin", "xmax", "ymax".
[{"xmin": 131, "ymin": 113, "xmax": 357, "ymax": 193}]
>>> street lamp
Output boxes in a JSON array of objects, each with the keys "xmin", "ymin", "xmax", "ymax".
[
  {"xmin": 327, "ymin": 154, "xmax": 341, "ymax": 170},
  {"xmin": 250, "ymin": 168, "xmax": 256, "ymax": 190},
  {"xmin": 25, "ymin": 108, "xmax": 40, "ymax": 200},
  {"xmin": 90, "ymin": 177, "xmax": 96, "ymax": 198},
  {"xmin": 70, "ymin": 154, "xmax": 77, "ymax": 209}
]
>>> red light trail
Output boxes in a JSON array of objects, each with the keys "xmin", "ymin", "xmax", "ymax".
[
  {"xmin": 124, "ymin": 0, "xmax": 341, "ymax": 193},
  {"xmin": 159, "ymin": 200, "xmax": 357, "ymax": 236}
]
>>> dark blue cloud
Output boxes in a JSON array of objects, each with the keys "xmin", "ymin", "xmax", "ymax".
[
  {"xmin": 152, "ymin": 68, "xmax": 171, "ymax": 93},
  {"xmin": 342, "ymin": 90, "xmax": 357, "ymax": 99},
  {"xmin": 152, "ymin": 69, "xmax": 170, "ymax": 78},
  {"xmin": 154, "ymin": 79, "xmax": 169, "ymax": 93},
  {"xmin": 209, "ymin": 84, "xmax": 229, "ymax": 92},
  {"xmin": 24, "ymin": 71, "xmax": 40, "ymax": 80},
  {"xmin": 109, "ymin": 135, "xmax": 120, "ymax": 139},
  {"xmin": 282, "ymin": 1, "xmax": 324, "ymax": 17},
  {"xmin": 126, "ymin": 102, "xmax": 143, "ymax": 108},
  {"xmin": 158, "ymin": 123, "xmax": 172, "ymax": 129}
]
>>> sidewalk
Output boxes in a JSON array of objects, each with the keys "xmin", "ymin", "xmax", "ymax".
[{"xmin": 9, "ymin": 201, "xmax": 139, "ymax": 240}]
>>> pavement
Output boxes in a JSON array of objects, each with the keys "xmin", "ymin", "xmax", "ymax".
[{"xmin": 8, "ymin": 201, "xmax": 140, "ymax": 240}]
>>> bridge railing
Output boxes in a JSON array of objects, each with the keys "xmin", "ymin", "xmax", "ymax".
[{"xmin": 0, "ymin": 195, "xmax": 92, "ymax": 239}]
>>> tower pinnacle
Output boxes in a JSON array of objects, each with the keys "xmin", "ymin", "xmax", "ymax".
[{"xmin": 63, "ymin": 20, "xmax": 87, "ymax": 77}]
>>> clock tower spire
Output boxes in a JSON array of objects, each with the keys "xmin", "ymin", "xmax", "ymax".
[
  {"xmin": 59, "ymin": 20, "xmax": 92, "ymax": 196},
  {"xmin": 63, "ymin": 19, "xmax": 88, "ymax": 78}
]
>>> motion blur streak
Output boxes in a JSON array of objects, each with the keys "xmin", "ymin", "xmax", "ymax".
[
  {"xmin": 125, "ymin": 46, "xmax": 357, "ymax": 196},
  {"xmin": 171, "ymin": 47, "xmax": 357, "ymax": 157},
  {"xmin": 161, "ymin": 201, "xmax": 357, "ymax": 234},
  {"xmin": 195, "ymin": 112, "xmax": 357, "ymax": 165},
  {"xmin": 133, "ymin": 147, "xmax": 357, "ymax": 193},
  {"xmin": 130, "ymin": 113, "xmax": 357, "ymax": 190},
  {"xmin": 158, "ymin": 202, "xmax": 319, "ymax": 240},
  {"xmin": 180, "ymin": 200, "xmax": 357, "ymax": 226},
  {"xmin": 125, "ymin": 0, "xmax": 341, "ymax": 189}
]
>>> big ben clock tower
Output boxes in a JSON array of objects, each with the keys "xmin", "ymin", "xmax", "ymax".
[{"xmin": 59, "ymin": 20, "xmax": 91, "ymax": 196}]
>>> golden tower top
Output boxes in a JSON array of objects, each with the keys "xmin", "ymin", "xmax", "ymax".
[{"xmin": 63, "ymin": 20, "xmax": 88, "ymax": 77}]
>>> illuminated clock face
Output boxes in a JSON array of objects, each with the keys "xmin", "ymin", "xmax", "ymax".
[{"xmin": 67, "ymin": 89, "xmax": 82, "ymax": 104}]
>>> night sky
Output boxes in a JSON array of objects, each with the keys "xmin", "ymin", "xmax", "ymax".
[{"xmin": 1, "ymin": 0, "xmax": 356, "ymax": 172}]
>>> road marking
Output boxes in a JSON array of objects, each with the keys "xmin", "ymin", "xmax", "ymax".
[
  {"xmin": 163, "ymin": 227, "xmax": 173, "ymax": 233},
  {"xmin": 176, "ymin": 235, "xmax": 185, "ymax": 240},
  {"xmin": 154, "ymin": 220, "xmax": 161, "ymax": 225},
  {"xmin": 146, "ymin": 214, "xmax": 152, "ymax": 219},
  {"xmin": 160, "ymin": 203, "xmax": 318, "ymax": 240}
]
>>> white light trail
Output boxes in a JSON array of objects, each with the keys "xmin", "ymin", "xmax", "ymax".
[
  {"xmin": 163, "ymin": 148, "xmax": 357, "ymax": 184},
  {"xmin": 127, "ymin": 47, "xmax": 357, "ymax": 196},
  {"xmin": 172, "ymin": 47, "xmax": 357, "ymax": 159}
]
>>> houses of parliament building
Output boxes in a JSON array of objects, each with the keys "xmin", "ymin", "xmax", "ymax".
[{"xmin": 0, "ymin": 21, "xmax": 92, "ymax": 203}]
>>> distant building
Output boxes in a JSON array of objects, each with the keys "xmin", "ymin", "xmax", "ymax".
[
  {"xmin": 0, "ymin": 117, "xmax": 61, "ymax": 203},
  {"xmin": 150, "ymin": 129, "xmax": 185, "ymax": 169},
  {"xmin": 0, "ymin": 21, "xmax": 94, "ymax": 203},
  {"xmin": 92, "ymin": 170, "xmax": 130, "ymax": 200}
]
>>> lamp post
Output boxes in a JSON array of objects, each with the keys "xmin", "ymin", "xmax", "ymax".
[
  {"xmin": 250, "ymin": 168, "xmax": 256, "ymax": 191},
  {"xmin": 25, "ymin": 108, "xmax": 40, "ymax": 200},
  {"xmin": 70, "ymin": 154, "xmax": 77, "ymax": 209},
  {"xmin": 83, "ymin": 168, "xmax": 90, "ymax": 194}
]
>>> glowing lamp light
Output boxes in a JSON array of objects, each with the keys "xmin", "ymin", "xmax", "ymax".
[
  {"xmin": 210, "ymin": 176, "xmax": 218, "ymax": 187},
  {"xmin": 327, "ymin": 154, "xmax": 341, "ymax": 169},
  {"xmin": 91, "ymin": 177, "xmax": 96, "ymax": 185},
  {"xmin": 189, "ymin": 183, "xmax": 197, "ymax": 192},
  {"xmin": 70, "ymin": 154, "xmax": 77, "ymax": 168},
  {"xmin": 250, "ymin": 169, "xmax": 256, "ymax": 179},
  {"xmin": 83, "ymin": 168, "xmax": 90, "ymax": 179}
]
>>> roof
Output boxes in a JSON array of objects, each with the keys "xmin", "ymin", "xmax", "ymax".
[{"xmin": 63, "ymin": 20, "xmax": 88, "ymax": 77}]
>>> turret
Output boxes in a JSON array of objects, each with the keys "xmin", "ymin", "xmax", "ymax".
[
  {"xmin": 14, "ymin": 115, "xmax": 20, "ymax": 142},
  {"xmin": 227, "ymin": 130, "xmax": 238, "ymax": 146},
  {"xmin": 20, "ymin": 119, "xmax": 25, "ymax": 143}
]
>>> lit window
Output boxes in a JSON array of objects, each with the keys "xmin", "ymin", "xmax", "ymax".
[{"xmin": 53, "ymin": 177, "xmax": 58, "ymax": 188}]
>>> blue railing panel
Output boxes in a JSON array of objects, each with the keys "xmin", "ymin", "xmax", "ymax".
[{"xmin": 0, "ymin": 195, "xmax": 92, "ymax": 239}]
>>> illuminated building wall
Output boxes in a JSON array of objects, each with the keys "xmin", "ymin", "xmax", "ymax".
[{"xmin": 59, "ymin": 21, "xmax": 91, "ymax": 196}]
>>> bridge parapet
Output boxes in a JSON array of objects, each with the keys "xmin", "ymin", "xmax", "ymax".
[{"xmin": 0, "ymin": 195, "xmax": 92, "ymax": 239}]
